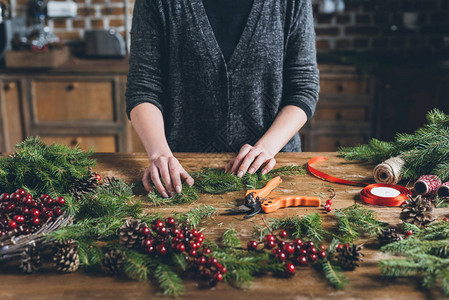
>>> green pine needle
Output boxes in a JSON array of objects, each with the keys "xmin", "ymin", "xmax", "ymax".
[{"xmin": 155, "ymin": 264, "xmax": 186, "ymax": 297}]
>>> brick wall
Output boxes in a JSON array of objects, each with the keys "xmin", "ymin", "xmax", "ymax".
[{"xmin": 11, "ymin": 0, "xmax": 449, "ymax": 53}]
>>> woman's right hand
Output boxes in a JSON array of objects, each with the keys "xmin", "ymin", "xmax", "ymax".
[{"xmin": 142, "ymin": 155, "xmax": 194, "ymax": 198}]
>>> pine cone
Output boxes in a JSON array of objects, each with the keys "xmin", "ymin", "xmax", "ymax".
[
  {"xmin": 119, "ymin": 219, "xmax": 146, "ymax": 249},
  {"xmin": 67, "ymin": 167, "xmax": 100, "ymax": 200},
  {"xmin": 19, "ymin": 245, "xmax": 41, "ymax": 274},
  {"xmin": 53, "ymin": 239, "xmax": 80, "ymax": 273},
  {"xmin": 101, "ymin": 250, "xmax": 126, "ymax": 275},
  {"xmin": 337, "ymin": 243, "xmax": 364, "ymax": 271},
  {"xmin": 400, "ymin": 195, "xmax": 436, "ymax": 227},
  {"xmin": 377, "ymin": 228, "xmax": 402, "ymax": 246}
]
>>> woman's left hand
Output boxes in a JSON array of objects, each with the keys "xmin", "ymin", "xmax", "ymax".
[{"xmin": 225, "ymin": 144, "xmax": 276, "ymax": 177}]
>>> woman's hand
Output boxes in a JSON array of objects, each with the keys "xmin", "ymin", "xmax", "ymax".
[
  {"xmin": 225, "ymin": 144, "xmax": 276, "ymax": 177},
  {"xmin": 143, "ymin": 155, "xmax": 194, "ymax": 198}
]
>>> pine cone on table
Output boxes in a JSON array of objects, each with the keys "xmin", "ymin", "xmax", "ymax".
[
  {"xmin": 400, "ymin": 195, "xmax": 435, "ymax": 227},
  {"xmin": 101, "ymin": 249, "xmax": 126, "ymax": 275},
  {"xmin": 19, "ymin": 245, "xmax": 41, "ymax": 274},
  {"xmin": 377, "ymin": 228, "xmax": 402, "ymax": 246},
  {"xmin": 53, "ymin": 239, "xmax": 80, "ymax": 273},
  {"xmin": 67, "ymin": 167, "xmax": 100, "ymax": 200},
  {"xmin": 337, "ymin": 243, "xmax": 364, "ymax": 271},
  {"xmin": 119, "ymin": 219, "xmax": 147, "ymax": 249}
]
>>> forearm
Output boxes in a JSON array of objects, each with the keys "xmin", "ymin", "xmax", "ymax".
[
  {"xmin": 130, "ymin": 103, "xmax": 172, "ymax": 159},
  {"xmin": 255, "ymin": 105, "xmax": 308, "ymax": 156}
]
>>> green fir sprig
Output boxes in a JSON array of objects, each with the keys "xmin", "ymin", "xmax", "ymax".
[
  {"xmin": 173, "ymin": 204, "xmax": 218, "ymax": 228},
  {"xmin": 379, "ymin": 221, "xmax": 449, "ymax": 297},
  {"xmin": 339, "ymin": 109, "xmax": 449, "ymax": 181},
  {"xmin": 335, "ymin": 204, "xmax": 387, "ymax": 242}
]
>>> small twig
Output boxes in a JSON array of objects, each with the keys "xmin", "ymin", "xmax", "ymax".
[{"xmin": 261, "ymin": 216, "xmax": 273, "ymax": 235}]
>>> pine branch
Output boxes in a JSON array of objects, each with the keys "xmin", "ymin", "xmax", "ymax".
[
  {"xmin": 317, "ymin": 258, "xmax": 348, "ymax": 290},
  {"xmin": 155, "ymin": 264, "xmax": 186, "ymax": 297},
  {"xmin": 222, "ymin": 225, "xmax": 241, "ymax": 248},
  {"xmin": 147, "ymin": 184, "xmax": 199, "ymax": 206},
  {"xmin": 174, "ymin": 204, "xmax": 218, "ymax": 228}
]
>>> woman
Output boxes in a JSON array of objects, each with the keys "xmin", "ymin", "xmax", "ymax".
[{"xmin": 126, "ymin": 0, "xmax": 319, "ymax": 198}]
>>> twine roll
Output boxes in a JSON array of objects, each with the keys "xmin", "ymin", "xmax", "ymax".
[
  {"xmin": 414, "ymin": 175, "xmax": 442, "ymax": 195},
  {"xmin": 437, "ymin": 182, "xmax": 449, "ymax": 198},
  {"xmin": 373, "ymin": 156, "xmax": 405, "ymax": 185}
]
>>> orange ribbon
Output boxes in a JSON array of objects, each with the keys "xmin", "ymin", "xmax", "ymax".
[{"xmin": 307, "ymin": 156, "xmax": 410, "ymax": 206}]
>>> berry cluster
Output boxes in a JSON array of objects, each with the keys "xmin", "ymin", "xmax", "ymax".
[
  {"xmin": 247, "ymin": 230, "xmax": 327, "ymax": 276},
  {"xmin": 324, "ymin": 198, "xmax": 333, "ymax": 212},
  {"xmin": 0, "ymin": 189, "xmax": 65, "ymax": 237},
  {"xmin": 138, "ymin": 217, "xmax": 225, "ymax": 287}
]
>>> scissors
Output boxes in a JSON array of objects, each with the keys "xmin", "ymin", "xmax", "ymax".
[{"xmin": 225, "ymin": 176, "xmax": 321, "ymax": 219}]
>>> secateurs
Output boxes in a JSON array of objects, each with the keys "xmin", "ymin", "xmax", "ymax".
[{"xmin": 225, "ymin": 176, "xmax": 321, "ymax": 219}]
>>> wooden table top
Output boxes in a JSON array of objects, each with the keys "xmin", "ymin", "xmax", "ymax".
[{"xmin": 1, "ymin": 152, "xmax": 447, "ymax": 299}]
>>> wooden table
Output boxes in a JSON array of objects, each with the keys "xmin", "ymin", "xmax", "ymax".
[{"xmin": 1, "ymin": 153, "xmax": 447, "ymax": 299}]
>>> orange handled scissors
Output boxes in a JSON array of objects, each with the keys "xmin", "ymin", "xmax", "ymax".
[{"xmin": 225, "ymin": 176, "xmax": 321, "ymax": 219}]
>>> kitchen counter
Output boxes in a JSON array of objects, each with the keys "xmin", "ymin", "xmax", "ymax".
[{"xmin": 0, "ymin": 152, "xmax": 447, "ymax": 299}]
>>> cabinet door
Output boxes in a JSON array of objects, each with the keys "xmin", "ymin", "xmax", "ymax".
[
  {"xmin": 0, "ymin": 80, "xmax": 24, "ymax": 152},
  {"xmin": 31, "ymin": 79, "xmax": 115, "ymax": 123}
]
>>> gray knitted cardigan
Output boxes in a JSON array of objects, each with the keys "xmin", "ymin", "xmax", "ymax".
[{"xmin": 126, "ymin": 0, "xmax": 319, "ymax": 152}]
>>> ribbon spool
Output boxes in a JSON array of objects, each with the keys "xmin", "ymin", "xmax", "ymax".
[
  {"xmin": 307, "ymin": 156, "xmax": 411, "ymax": 207},
  {"xmin": 437, "ymin": 182, "xmax": 449, "ymax": 199},
  {"xmin": 360, "ymin": 184, "xmax": 410, "ymax": 207},
  {"xmin": 414, "ymin": 175, "xmax": 442, "ymax": 195}
]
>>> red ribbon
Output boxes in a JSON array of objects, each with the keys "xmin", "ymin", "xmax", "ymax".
[{"xmin": 307, "ymin": 156, "xmax": 410, "ymax": 206}]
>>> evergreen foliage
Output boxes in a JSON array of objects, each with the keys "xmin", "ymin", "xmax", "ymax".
[
  {"xmin": 379, "ymin": 221, "xmax": 449, "ymax": 296},
  {"xmin": 0, "ymin": 137, "xmax": 95, "ymax": 196},
  {"xmin": 335, "ymin": 204, "xmax": 387, "ymax": 242},
  {"xmin": 338, "ymin": 109, "xmax": 449, "ymax": 181}
]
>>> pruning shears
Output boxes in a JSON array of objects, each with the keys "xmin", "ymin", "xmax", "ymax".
[{"xmin": 225, "ymin": 176, "xmax": 321, "ymax": 219}]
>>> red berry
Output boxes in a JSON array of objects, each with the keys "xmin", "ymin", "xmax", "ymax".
[
  {"xmin": 208, "ymin": 257, "xmax": 219, "ymax": 266},
  {"xmin": 294, "ymin": 239, "xmax": 303, "ymax": 246},
  {"xmin": 284, "ymin": 263, "xmax": 295, "ymax": 275},
  {"xmin": 444, "ymin": 218, "xmax": 449, "ymax": 222},
  {"xmin": 203, "ymin": 247, "xmax": 211, "ymax": 255},
  {"xmin": 272, "ymin": 249, "xmax": 281, "ymax": 254},
  {"xmin": 265, "ymin": 234, "xmax": 276, "ymax": 242},
  {"xmin": 405, "ymin": 230, "xmax": 413, "ymax": 237},
  {"xmin": 156, "ymin": 244, "xmax": 167, "ymax": 255},
  {"xmin": 40, "ymin": 194, "xmax": 49, "ymax": 201},
  {"xmin": 11, "ymin": 193, "xmax": 21, "ymax": 202},
  {"xmin": 191, "ymin": 242, "xmax": 199, "ymax": 250},
  {"xmin": 189, "ymin": 249, "xmax": 197, "ymax": 257},
  {"xmin": 299, "ymin": 249, "xmax": 308, "ymax": 256},
  {"xmin": 309, "ymin": 247, "xmax": 317, "ymax": 254},
  {"xmin": 306, "ymin": 241, "xmax": 315, "ymax": 248},
  {"xmin": 176, "ymin": 243, "xmax": 185, "ymax": 253},
  {"xmin": 219, "ymin": 266, "xmax": 227, "ymax": 274},
  {"xmin": 155, "ymin": 220, "xmax": 164, "ymax": 228},
  {"xmin": 265, "ymin": 240, "xmax": 276, "ymax": 249},
  {"xmin": 142, "ymin": 238, "xmax": 153, "ymax": 248},
  {"xmin": 140, "ymin": 226, "xmax": 150, "ymax": 236},
  {"xmin": 318, "ymin": 251, "xmax": 327, "ymax": 259},
  {"xmin": 0, "ymin": 193, "xmax": 10, "ymax": 201},
  {"xmin": 21, "ymin": 207, "xmax": 30, "ymax": 215},
  {"xmin": 214, "ymin": 272, "xmax": 223, "ymax": 282},
  {"xmin": 296, "ymin": 256, "xmax": 308, "ymax": 266},
  {"xmin": 171, "ymin": 228, "xmax": 180, "ymax": 236},
  {"xmin": 45, "ymin": 210, "xmax": 54, "ymax": 219},
  {"xmin": 15, "ymin": 189, "xmax": 26, "ymax": 196},
  {"xmin": 277, "ymin": 252, "xmax": 287, "ymax": 262},
  {"xmin": 8, "ymin": 220, "xmax": 17, "ymax": 229},
  {"xmin": 53, "ymin": 207, "xmax": 63, "ymax": 216},
  {"xmin": 177, "ymin": 232, "xmax": 184, "ymax": 239},
  {"xmin": 247, "ymin": 240, "xmax": 258, "ymax": 250},
  {"xmin": 56, "ymin": 197, "xmax": 66, "ymax": 206},
  {"xmin": 196, "ymin": 236, "xmax": 204, "ymax": 243},
  {"xmin": 326, "ymin": 199, "xmax": 332, "ymax": 205},
  {"xmin": 165, "ymin": 217, "xmax": 176, "ymax": 227},
  {"xmin": 319, "ymin": 245, "xmax": 326, "ymax": 251},
  {"xmin": 191, "ymin": 229, "xmax": 199, "ymax": 236},
  {"xmin": 309, "ymin": 254, "xmax": 318, "ymax": 262},
  {"xmin": 197, "ymin": 256, "xmax": 207, "ymax": 265},
  {"xmin": 282, "ymin": 244, "xmax": 295, "ymax": 255},
  {"xmin": 278, "ymin": 230, "xmax": 287, "ymax": 238},
  {"xmin": 30, "ymin": 208, "xmax": 40, "ymax": 217},
  {"xmin": 25, "ymin": 198, "xmax": 33, "ymax": 206},
  {"xmin": 198, "ymin": 233, "xmax": 204, "ymax": 239},
  {"xmin": 44, "ymin": 198, "xmax": 54, "ymax": 207},
  {"xmin": 32, "ymin": 217, "xmax": 40, "ymax": 225},
  {"xmin": 13, "ymin": 215, "xmax": 25, "ymax": 224},
  {"xmin": 336, "ymin": 244, "xmax": 344, "ymax": 251},
  {"xmin": 159, "ymin": 226, "xmax": 168, "ymax": 235},
  {"xmin": 147, "ymin": 246, "xmax": 155, "ymax": 254},
  {"xmin": 324, "ymin": 205, "xmax": 332, "ymax": 212},
  {"xmin": 95, "ymin": 174, "xmax": 101, "ymax": 181}
]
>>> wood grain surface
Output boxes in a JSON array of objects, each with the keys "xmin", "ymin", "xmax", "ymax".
[{"xmin": 1, "ymin": 152, "xmax": 447, "ymax": 300}]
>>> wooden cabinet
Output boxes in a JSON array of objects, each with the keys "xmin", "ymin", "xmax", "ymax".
[
  {"xmin": 0, "ymin": 58, "xmax": 146, "ymax": 153},
  {"xmin": 301, "ymin": 65, "xmax": 375, "ymax": 151}
]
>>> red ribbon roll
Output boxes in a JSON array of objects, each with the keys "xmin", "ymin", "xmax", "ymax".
[
  {"xmin": 307, "ymin": 156, "xmax": 410, "ymax": 206},
  {"xmin": 360, "ymin": 184, "xmax": 410, "ymax": 207}
]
